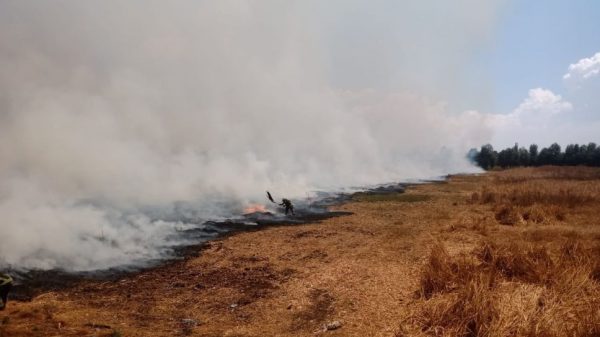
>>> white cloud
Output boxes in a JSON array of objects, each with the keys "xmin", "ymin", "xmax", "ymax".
[
  {"xmin": 563, "ymin": 52, "xmax": 600, "ymax": 84},
  {"xmin": 512, "ymin": 88, "xmax": 573, "ymax": 120},
  {"xmin": 470, "ymin": 88, "xmax": 574, "ymax": 148},
  {"xmin": 486, "ymin": 52, "xmax": 600, "ymax": 147},
  {"xmin": 563, "ymin": 52, "xmax": 600, "ymax": 119},
  {"xmin": 472, "ymin": 53, "xmax": 599, "ymax": 149}
]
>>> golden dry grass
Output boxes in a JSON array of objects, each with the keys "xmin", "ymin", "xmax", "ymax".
[
  {"xmin": 406, "ymin": 167, "xmax": 600, "ymax": 337},
  {"xmin": 408, "ymin": 239, "xmax": 600, "ymax": 337},
  {"xmin": 1, "ymin": 166, "xmax": 599, "ymax": 337},
  {"xmin": 469, "ymin": 167, "xmax": 600, "ymax": 226},
  {"xmin": 352, "ymin": 193, "xmax": 431, "ymax": 203}
]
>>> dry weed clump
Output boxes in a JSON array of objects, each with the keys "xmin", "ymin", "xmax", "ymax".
[
  {"xmin": 470, "ymin": 168, "xmax": 600, "ymax": 225},
  {"xmin": 469, "ymin": 188, "xmax": 497, "ymax": 205},
  {"xmin": 492, "ymin": 204, "xmax": 522, "ymax": 226},
  {"xmin": 411, "ymin": 240, "xmax": 600, "ymax": 337},
  {"xmin": 476, "ymin": 241, "xmax": 554, "ymax": 284},
  {"xmin": 414, "ymin": 275, "xmax": 497, "ymax": 337},
  {"xmin": 419, "ymin": 243, "xmax": 479, "ymax": 299},
  {"xmin": 521, "ymin": 204, "xmax": 547, "ymax": 223},
  {"xmin": 493, "ymin": 166, "xmax": 600, "ymax": 182},
  {"xmin": 445, "ymin": 216, "xmax": 490, "ymax": 236},
  {"xmin": 473, "ymin": 183, "xmax": 596, "ymax": 208}
]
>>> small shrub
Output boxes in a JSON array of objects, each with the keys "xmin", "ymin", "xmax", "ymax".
[
  {"xmin": 521, "ymin": 205, "xmax": 545, "ymax": 223},
  {"xmin": 416, "ymin": 274, "xmax": 497, "ymax": 337},
  {"xmin": 419, "ymin": 243, "xmax": 455, "ymax": 299},
  {"xmin": 470, "ymin": 192, "xmax": 480, "ymax": 204},
  {"xmin": 480, "ymin": 189, "xmax": 496, "ymax": 204},
  {"xmin": 476, "ymin": 242, "xmax": 554, "ymax": 284},
  {"xmin": 494, "ymin": 205, "xmax": 521, "ymax": 226},
  {"xmin": 419, "ymin": 243, "xmax": 480, "ymax": 299}
]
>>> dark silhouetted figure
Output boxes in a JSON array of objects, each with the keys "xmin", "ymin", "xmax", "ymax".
[
  {"xmin": 0, "ymin": 273, "xmax": 13, "ymax": 311},
  {"xmin": 279, "ymin": 198, "xmax": 295, "ymax": 215}
]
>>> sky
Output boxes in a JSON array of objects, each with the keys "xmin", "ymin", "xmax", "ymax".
[
  {"xmin": 0, "ymin": 1, "xmax": 599, "ymax": 271},
  {"xmin": 472, "ymin": 0, "xmax": 600, "ymax": 148},
  {"xmin": 294, "ymin": 0, "xmax": 600, "ymax": 149},
  {"xmin": 490, "ymin": 0, "xmax": 600, "ymax": 113}
]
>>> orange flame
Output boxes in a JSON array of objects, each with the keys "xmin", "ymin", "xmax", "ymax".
[{"xmin": 243, "ymin": 204, "xmax": 267, "ymax": 214}]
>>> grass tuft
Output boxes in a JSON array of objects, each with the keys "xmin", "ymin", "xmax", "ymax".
[{"xmin": 410, "ymin": 239, "xmax": 600, "ymax": 337}]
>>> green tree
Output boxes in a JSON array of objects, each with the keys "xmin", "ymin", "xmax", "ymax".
[
  {"xmin": 497, "ymin": 148, "xmax": 511, "ymax": 168},
  {"xmin": 469, "ymin": 142, "xmax": 600, "ymax": 168},
  {"xmin": 510, "ymin": 143, "xmax": 520, "ymax": 166},
  {"xmin": 529, "ymin": 144, "xmax": 539, "ymax": 166},
  {"xmin": 587, "ymin": 143, "xmax": 598, "ymax": 165},
  {"xmin": 475, "ymin": 144, "xmax": 497, "ymax": 170},
  {"xmin": 548, "ymin": 143, "xmax": 562, "ymax": 165},
  {"xmin": 518, "ymin": 147, "xmax": 530, "ymax": 166},
  {"xmin": 564, "ymin": 144, "xmax": 579, "ymax": 165}
]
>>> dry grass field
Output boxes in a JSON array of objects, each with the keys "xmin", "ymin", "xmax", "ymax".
[
  {"xmin": 1, "ymin": 166, "xmax": 599, "ymax": 337},
  {"xmin": 408, "ymin": 166, "xmax": 600, "ymax": 337}
]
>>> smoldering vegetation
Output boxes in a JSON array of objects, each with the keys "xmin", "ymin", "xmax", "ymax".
[{"xmin": 8, "ymin": 184, "xmax": 398, "ymax": 295}]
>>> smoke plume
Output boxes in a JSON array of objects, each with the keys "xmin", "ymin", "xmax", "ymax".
[{"xmin": 0, "ymin": 1, "xmax": 502, "ymax": 271}]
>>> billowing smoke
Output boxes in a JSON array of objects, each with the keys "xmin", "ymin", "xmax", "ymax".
[{"xmin": 0, "ymin": 1, "xmax": 502, "ymax": 271}]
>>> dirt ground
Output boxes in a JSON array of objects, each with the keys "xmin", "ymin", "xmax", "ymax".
[{"xmin": 2, "ymin": 167, "xmax": 599, "ymax": 337}]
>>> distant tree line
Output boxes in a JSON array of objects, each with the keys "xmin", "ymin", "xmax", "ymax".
[{"xmin": 468, "ymin": 143, "xmax": 600, "ymax": 170}]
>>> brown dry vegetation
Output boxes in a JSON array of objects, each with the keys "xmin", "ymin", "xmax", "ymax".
[
  {"xmin": 1, "ymin": 166, "xmax": 599, "ymax": 337},
  {"xmin": 409, "ymin": 240, "xmax": 600, "ymax": 337},
  {"xmin": 408, "ymin": 167, "xmax": 600, "ymax": 337},
  {"xmin": 470, "ymin": 167, "xmax": 600, "ymax": 226}
]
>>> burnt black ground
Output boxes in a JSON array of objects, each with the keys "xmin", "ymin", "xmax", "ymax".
[{"xmin": 8, "ymin": 183, "xmax": 409, "ymax": 300}]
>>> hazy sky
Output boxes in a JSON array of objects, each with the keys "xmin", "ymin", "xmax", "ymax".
[{"xmin": 314, "ymin": 0, "xmax": 600, "ymax": 148}]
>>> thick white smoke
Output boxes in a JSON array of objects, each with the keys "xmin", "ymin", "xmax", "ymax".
[{"xmin": 0, "ymin": 1, "xmax": 501, "ymax": 271}]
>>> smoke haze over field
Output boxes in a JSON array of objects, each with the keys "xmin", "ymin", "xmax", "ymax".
[{"xmin": 0, "ymin": 1, "xmax": 503, "ymax": 271}]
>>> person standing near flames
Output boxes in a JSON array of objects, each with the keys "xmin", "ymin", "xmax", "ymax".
[
  {"xmin": 266, "ymin": 191, "xmax": 295, "ymax": 216},
  {"xmin": 279, "ymin": 198, "xmax": 295, "ymax": 215},
  {"xmin": 0, "ymin": 272, "xmax": 13, "ymax": 311}
]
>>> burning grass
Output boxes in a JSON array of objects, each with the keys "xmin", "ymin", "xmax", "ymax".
[{"xmin": 243, "ymin": 203, "xmax": 268, "ymax": 214}]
